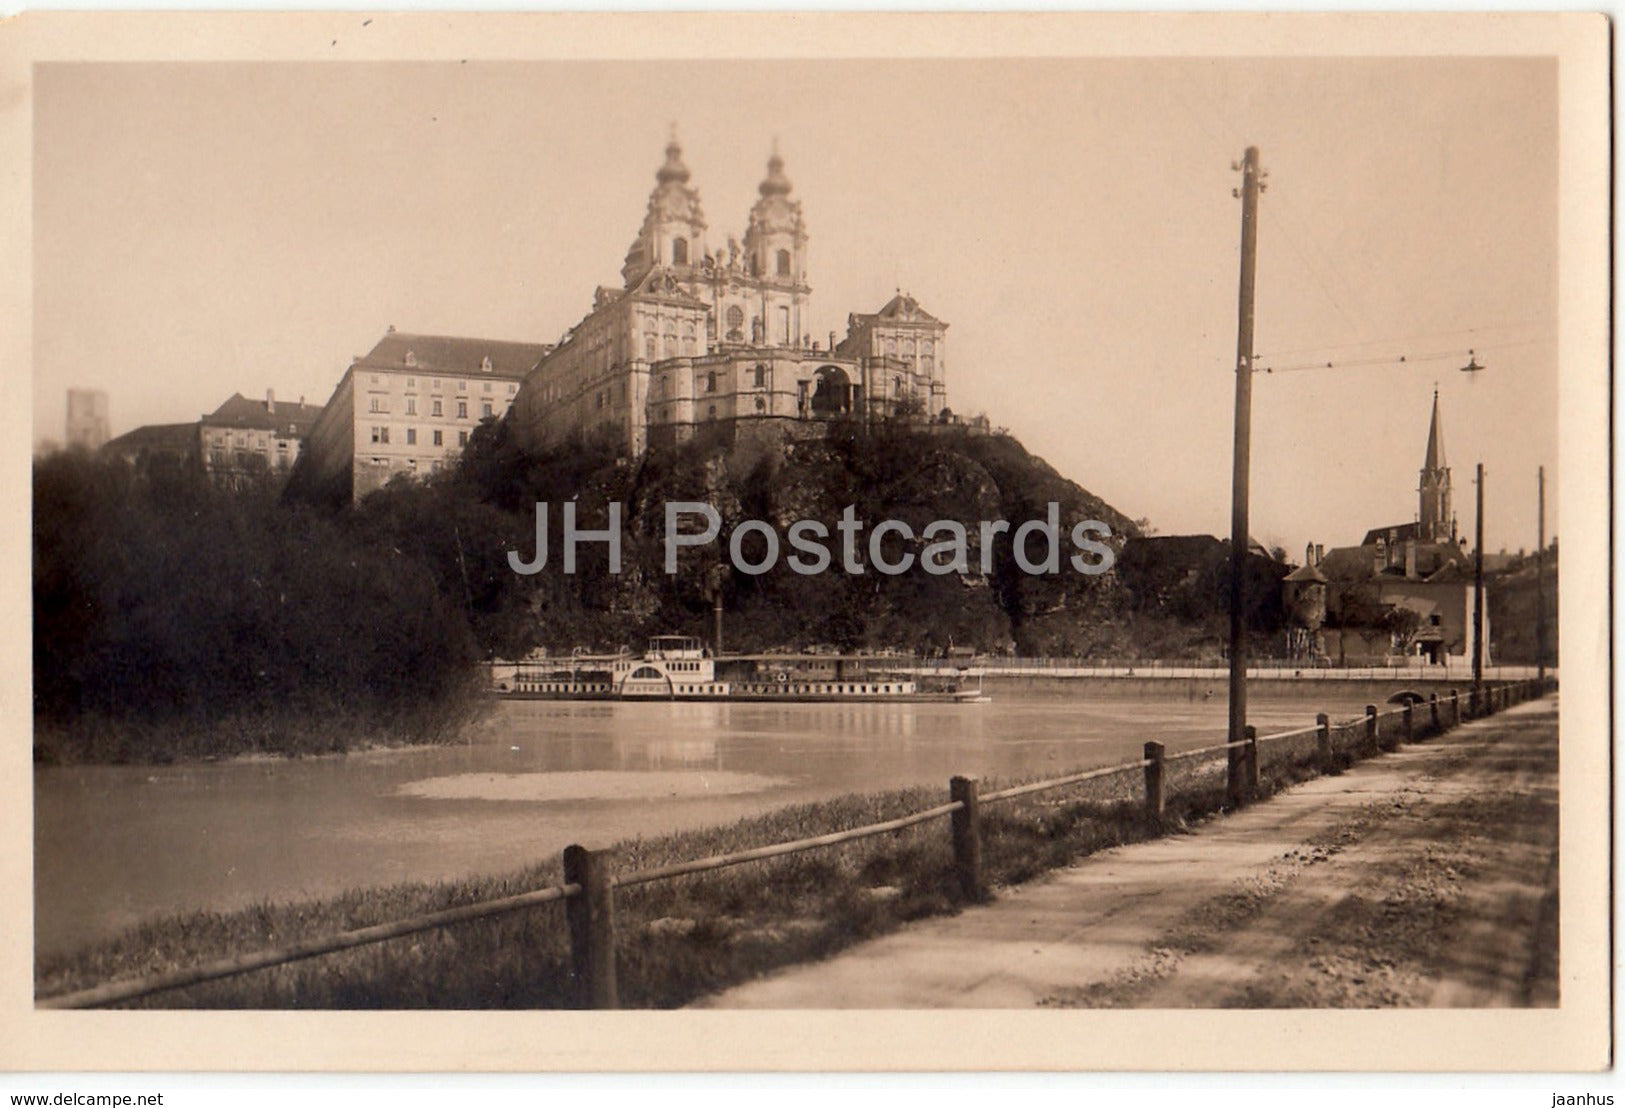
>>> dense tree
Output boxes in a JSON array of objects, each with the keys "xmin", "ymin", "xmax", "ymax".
[{"xmin": 33, "ymin": 452, "xmax": 481, "ymax": 762}]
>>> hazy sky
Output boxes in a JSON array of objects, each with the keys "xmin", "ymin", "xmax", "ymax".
[{"xmin": 33, "ymin": 57, "xmax": 1558, "ymax": 555}]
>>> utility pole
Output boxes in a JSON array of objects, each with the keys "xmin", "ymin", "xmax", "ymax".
[
  {"xmin": 1473, "ymin": 463, "xmax": 1485, "ymax": 692},
  {"xmin": 1536, "ymin": 465, "xmax": 1546, "ymax": 682},
  {"xmin": 1227, "ymin": 146, "xmax": 1262, "ymax": 804}
]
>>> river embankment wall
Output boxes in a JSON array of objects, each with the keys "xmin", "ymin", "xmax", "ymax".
[{"xmin": 979, "ymin": 673, "xmax": 1479, "ymax": 703}]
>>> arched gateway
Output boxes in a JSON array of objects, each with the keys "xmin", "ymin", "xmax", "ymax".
[{"xmin": 809, "ymin": 365, "xmax": 854, "ymax": 418}]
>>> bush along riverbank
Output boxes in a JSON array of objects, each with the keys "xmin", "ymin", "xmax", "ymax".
[
  {"xmin": 35, "ymin": 684, "xmax": 1548, "ymax": 1009},
  {"xmin": 32, "ymin": 451, "xmax": 489, "ymax": 764}
]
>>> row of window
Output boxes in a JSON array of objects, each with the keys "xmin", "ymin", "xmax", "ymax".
[
  {"xmin": 207, "ymin": 433, "xmax": 294, "ymax": 450},
  {"xmin": 368, "ymin": 398, "xmax": 496, "ymax": 419},
  {"xmin": 368, "ymin": 426, "xmax": 470, "ymax": 449},
  {"xmin": 653, "ymin": 365, "xmax": 772, "ymax": 398},
  {"xmin": 670, "ymin": 237, "xmax": 793, "ymax": 278},
  {"xmin": 207, "ymin": 449, "xmax": 293, "ymax": 468},
  {"xmin": 369, "ymin": 375, "xmax": 512, "ymax": 393}
]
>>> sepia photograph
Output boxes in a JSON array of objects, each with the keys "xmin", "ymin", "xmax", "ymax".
[{"xmin": 2, "ymin": 10, "xmax": 1611, "ymax": 1076}]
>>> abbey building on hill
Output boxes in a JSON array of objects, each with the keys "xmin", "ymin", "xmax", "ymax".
[
  {"xmin": 282, "ymin": 136, "xmax": 957, "ymax": 502},
  {"xmin": 506, "ymin": 137, "xmax": 952, "ymax": 457}
]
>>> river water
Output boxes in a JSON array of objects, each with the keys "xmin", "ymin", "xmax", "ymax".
[{"xmin": 34, "ymin": 686, "xmax": 1371, "ymax": 958}]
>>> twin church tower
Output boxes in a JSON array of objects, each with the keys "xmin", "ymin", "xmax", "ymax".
[{"xmin": 507, "ymin": 135, "xmax": 951, "ymax": 456}]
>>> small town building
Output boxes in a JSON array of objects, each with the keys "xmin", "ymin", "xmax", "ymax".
[
  {"xmin": 1305, "ymin": 391, "xmax": 1489, "ymax": 666},
  {"xmin": 102, "ymin": 421, "xmax": 201, "ymax": 471},
  {"xmin": 291, "ymin": 330, "xmax": 551, "ymax": 504},
  {"xmin": 101, "ymin": 389, "xmax": 322, "ymax": 490},
  {"xmin": 198, "ymin": 391, "xmax": 325, "ymax": 490}
]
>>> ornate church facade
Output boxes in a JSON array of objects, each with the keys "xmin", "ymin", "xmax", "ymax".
[{"xmin": 507, "ymin": 137, "xmax": 950, "ymax": 456}]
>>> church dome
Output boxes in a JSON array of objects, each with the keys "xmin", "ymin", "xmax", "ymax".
[
  {"xmin": 657, "ymin": 137, "xmax": 691, "ymax": 185},
  {"xmin": 758, "ymin": 149, "xmax": 793, "ymax": 197}
]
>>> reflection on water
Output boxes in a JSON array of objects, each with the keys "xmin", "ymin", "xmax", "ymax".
[{"xmin": 35, "ymin": 687, "xmax": 1367, "ymax": 957}]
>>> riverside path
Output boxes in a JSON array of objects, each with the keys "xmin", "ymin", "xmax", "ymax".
[{"xmin": 696, "ymin": 696, "xmax": 1560, "ymax": 1009}]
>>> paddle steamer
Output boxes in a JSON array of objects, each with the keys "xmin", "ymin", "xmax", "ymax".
[{"xmin": 495, "ymin": 636, "xmax": 987, "ymax": 703}]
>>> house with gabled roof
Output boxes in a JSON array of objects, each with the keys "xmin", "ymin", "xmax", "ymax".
[{"xmin": 199, "ymin": 390, "xmax": 325, "ymax": 490}]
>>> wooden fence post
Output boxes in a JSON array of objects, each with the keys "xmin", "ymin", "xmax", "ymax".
[
  {"xmin": 1429, "ymin": 693, "xmax": 1440, "ymax": 736},
  {"xmin": 1316, "ymin": 712, "xmax": 1333, "ymax": 770},
  {"xmin": 1403, "ymin": 702, "xmax": 1414, "ymax": 745},
  {"xmin": 1143, "ymin": 742, "xmax": 1165, "ymax": 820},
  {"xmin": 1450, "ymin": 691, "xmax": 1460, "ymax": 728},
  {"xmin": 949, "ymin": 776, "xmax": 985, "ymax": 902},
  {"xmin": 1244, "ymin": 725, "xmax": 1260, "ymax": 797},
  {"xmin": 1364, "ymin": 705, "xmax": 1378, "ymax": 756},
  {"xmin": 563, "ymin": 844, "xmax": 618, "ymax": 1010}
]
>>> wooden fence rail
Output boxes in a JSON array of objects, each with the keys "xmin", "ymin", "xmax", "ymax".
[
  {"xmin": 37, "ymin": 881, "xmax": 579, "ymax": 1010},
  {"xmin": 39, "ymin": 677, "xmax": 1555, "ymax": 1011},
  {"xmin": 614, "ymin": 801, "xmax": 966, "ymax": 888}
]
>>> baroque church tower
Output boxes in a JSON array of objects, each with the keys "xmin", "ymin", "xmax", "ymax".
[
  {"xmin": 621, "ymin": 133, "xmax": 708, "ymax": 287},
  {"xmin": 1418, "ymin": 388, "xmax": 1454, "ymax": 543},
  {"xmin": 508, "ymin": 132, "xmax": 952, "ymax": 459},
  {"xmin": 740, "ymin": 144, "xmax": 810, "ymax": 347}
]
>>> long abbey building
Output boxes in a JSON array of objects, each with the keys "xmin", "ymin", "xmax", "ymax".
[
  {"xmin": 290, "ymin": 136, "xmax": 952, "ymax": 503},
  {"xmin": 506, "ymin": 137, "xmax": 950, "ymax": 457}
]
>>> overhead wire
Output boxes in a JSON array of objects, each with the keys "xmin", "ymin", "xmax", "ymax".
[
  {"xmin": 1256, "ymin": 334, "xmax": 1550, "ymax": 375},
  {"xmin": 1159, "ymin": 81, "xmax": 1552, "ymax": 384}
]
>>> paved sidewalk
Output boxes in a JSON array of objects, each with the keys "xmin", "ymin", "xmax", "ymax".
[{"xmin": 695, "ymin": 697, "xmax": 1559, "ymax": 1009}]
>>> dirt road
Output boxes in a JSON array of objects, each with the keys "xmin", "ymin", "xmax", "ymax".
[{"xmin": 697, "ymin": 696, "xmax": 1559, "ymax": 1009}]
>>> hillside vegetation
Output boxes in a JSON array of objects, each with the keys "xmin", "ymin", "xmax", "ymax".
[{"xmin": 35, "ymin": 420, "xmax": 1291, "ymax": 762}]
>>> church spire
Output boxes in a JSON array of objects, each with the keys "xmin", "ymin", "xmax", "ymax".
[
  {"xmin": 1423, "ymin": 386, "xmax": 1446, "ymax": 472},
  {"xmin": 1418, "ymin": 388, "xmax": 1453, "ymax": 543}
]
